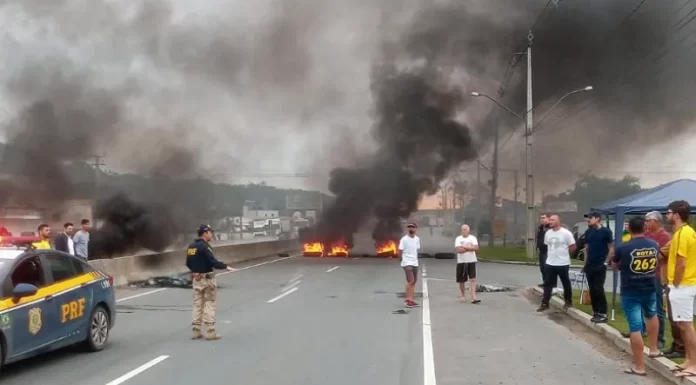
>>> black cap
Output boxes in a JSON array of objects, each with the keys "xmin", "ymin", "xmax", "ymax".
[
  {"xmin": 584, "ymin": 211, "xmax": 602, "ymax": 219},
  {"xmin": 197, "ymin": 224, "xmax": 213, "ymax": 236}
]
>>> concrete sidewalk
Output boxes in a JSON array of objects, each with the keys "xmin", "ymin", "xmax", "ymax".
[{"xmin": 426, "ymin": 277, "xmax": 670, "ymax": 385}]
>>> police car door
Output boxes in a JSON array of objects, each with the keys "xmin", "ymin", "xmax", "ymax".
[
  {"xmin": 40, "ymin": 253, "xmax": 93, "ymax": 342},
  {"xmin": 3, "ymin": 255, "xmax": 58, "ymax": 358}
]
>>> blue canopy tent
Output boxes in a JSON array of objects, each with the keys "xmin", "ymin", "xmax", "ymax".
[{"xmin": 591, "ymin": 178, "xmax": 696, "ymax": 320}]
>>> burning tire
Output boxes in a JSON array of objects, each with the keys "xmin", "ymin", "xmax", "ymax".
[
  {"xmin": 434, "ymin": 252, "xmax": 455, "ymax": 259},
  {"xmin": 375, "ymin": 240, "xmax": 397, "ymax": 258},
  {"xmin": 302, "ymin": 241, "xmax": 350, "ymax": 257}
]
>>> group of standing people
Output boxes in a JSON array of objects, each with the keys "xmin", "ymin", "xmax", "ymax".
[
  {"xmin": 535, "ymin": 200, "xmax": 696, "ymax": 377},
  {"xmin": 30, "ymin": 219, "xmax": 91, "ymax": 260},
  {"xmin": 610, "ymin": 200, "xmax": 695, "ymax": 377},
  {"xmin": 396, "ymin": 222, "xmax": 481, "ymax": 308}
]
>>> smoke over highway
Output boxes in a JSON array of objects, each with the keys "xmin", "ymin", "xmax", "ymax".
[
  {"xmin": 0, "ymin": 0, "xmax": 389, "ymax": 254},
  {"xmin": 413, "ymin": 0, "xmax": 696, "ymax": 188},
  {"xmin": 303, "ymin": 64, "xmax": 477, "ymax": 245},
  {"xmin": 1, "ymin": 0, "xmax": 695, "ymax": 253}
]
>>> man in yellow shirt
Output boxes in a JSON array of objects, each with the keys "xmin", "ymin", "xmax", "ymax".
[
  {"xmin": 666, "ymin": 200, "xmax": 696, "ymax": 377},
  {"xmin": 31, "ymin": 224, "xmax": 52, "ymax": 250}
]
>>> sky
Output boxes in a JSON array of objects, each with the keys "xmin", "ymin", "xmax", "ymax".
[{"xmin": 2, "ymin": 0, "xmax": 696, "ymax": 212}]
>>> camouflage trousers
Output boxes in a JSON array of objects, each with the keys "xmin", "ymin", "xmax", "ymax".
[{"xmin": 192, "ymin": 273, "xmax": 217, "ymax": 332}]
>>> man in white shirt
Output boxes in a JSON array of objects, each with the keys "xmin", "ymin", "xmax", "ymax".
[
  {"xmin": 537, "ymin": 214, "xmax": 577, "ymax": 312},
  {"xmin": 455, "ymin": 224, "xmax": 481, "ymax": 303},
  {"xmin": 398, "ymin": 223, "xmax": 421, "ymax": 308}
]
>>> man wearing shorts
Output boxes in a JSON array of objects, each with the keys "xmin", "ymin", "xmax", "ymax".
[
  {"xmin": 398, "ymin": 223, "xmax": 421, "ymax": 308},
  {"xmin": 455, "ymin": 224, "xmax": 480, "ymax": 303},
  {"xmin": 665, "ymin": 200, "xmax": 696, "ymax": 378},
  {"xmin": 611, "ymin": 217, "xmax": 662, "ymax": 376}
]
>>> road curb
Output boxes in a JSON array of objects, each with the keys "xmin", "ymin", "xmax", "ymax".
[
  {"xmin": 478, "ymin": 259, "xmax": 538, "ymax": 266},
  {"xmin": 529, "ymin": 286, "xmax": 693, "ymax": 384},
  {"xmin": 478, "ymin": 259, "xmax": 584, "ymax": 268}
]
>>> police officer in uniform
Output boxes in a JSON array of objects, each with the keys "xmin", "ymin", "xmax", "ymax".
[{"xmin": 186, "ymin": 225, "xmax": 236, "ymax": 340}]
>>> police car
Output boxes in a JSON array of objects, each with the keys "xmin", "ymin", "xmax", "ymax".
[{"xmin": 0, "ymin": 236, "xmax": 116, "ymax": 371}]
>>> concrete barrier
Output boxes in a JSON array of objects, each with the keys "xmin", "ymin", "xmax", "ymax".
[{"xmin": 88, "ymin": 240, "xmax": 299, "ymax": 286}]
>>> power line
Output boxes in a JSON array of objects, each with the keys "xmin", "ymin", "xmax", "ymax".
[
  {"xmin": 477, "ymin": 0, "xmax": 563, "ymax": 161},
  {"xmin": 537, "ymin": 0, "xmax": 696, "ymax": 136},
  {"xmin": 532, "ymin": 0, "xmax": 655, "ymax": 133},
  {"xmin": 499, "ymin": 0, "xmax": 558, "ymax": 92}
]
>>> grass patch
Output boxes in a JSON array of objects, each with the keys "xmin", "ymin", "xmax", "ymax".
[
  {"xmin": 568, "ymin": 291, "xmax": 686, "ymax": 364},
  {"xmin": 479, "ymin": 247, "xmax": 583, "ymax": 266}
]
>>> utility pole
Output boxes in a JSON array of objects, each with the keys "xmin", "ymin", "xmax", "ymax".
[
  {"xmin": 475, "ymin": 158, "xmax": 481, "ymax": 233},
  {"xmin": 525, "ymin": 32, "xmax": 535, "ymax": 259},
  {"xmin": 488, "ymin": 109, "xmax": 500, "ymax": 248},
  {"xmin": 513, "ymin": 169, "xmax": 519, "ymax": 226},
  {"xmin": 91, "ymin": 155, "xmax": 106, "ymax": 221}
]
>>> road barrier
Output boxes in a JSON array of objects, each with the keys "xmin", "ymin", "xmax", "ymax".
[{"xmin": 88, "ymin": 239, "xmax": 300, "ymax": 286}]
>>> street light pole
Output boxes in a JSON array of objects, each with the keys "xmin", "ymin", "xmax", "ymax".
[
  {"xmin": 471, "ymin": 57, "xmax": 593, "ymax": 258},
  {"xmin": 525, "ymin": 36, "xmax": 535, "ymax": 259}
]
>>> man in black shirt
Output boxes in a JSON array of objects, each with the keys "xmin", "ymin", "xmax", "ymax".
[
  {"xmin": 583, "ymin": 212, "xmax": 614, "ymax": 324},
  {"xmin": 611, "ymin": 217, "xmax": 662, "ymax": 376},
  {"xmin": 536, "ymin": 213, "xmax": 551, "ymax": 287},
  {"xmin": 186, "ymin": 225, "xmax": 236, "ymax": 340}
]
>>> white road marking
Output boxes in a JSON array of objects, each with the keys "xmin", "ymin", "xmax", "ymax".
[
  {"xmin": 115, "ymin": 255, "xmax": 296, "ymax": 303},
  {"xmin": 282, "ymin": 280, "xmax": 302, "ymax": 292},
  {"xmin": 104, "ymin": 355, "xmax": 169, "ymax": 385},
  {"xmin": 422, "ymin": 265, "xmax": 427, "ymax": 277},
  {"xmin": 267, "ymin": 287, "xmax": 298, "ymax": 303},
  {"xmin": 217, "ymin": 255, "xmax": 297, "ymax": 276},
  {"xmin": 423, "ymin": 276, "xmax": 437, "ymax": 385},
  {"xmin": 116, "ymin": 288, "xmax": 168, "ymax": 303},
  {"xmin": 326, "ymin": 266, "xmax": 340, "ymax": 273},
  {"xmin": 288, "ymin": 272, "xmax": 303, "ymax": 284}
]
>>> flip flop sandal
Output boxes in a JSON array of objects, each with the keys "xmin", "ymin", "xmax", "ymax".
[
  {"xmin": 472, "ymin": 300, "xmax": 481, "ymax": 304},
  {"xmin": 676, "ymin": 370, "xmax": 696, "ymax": 377},
  {"xmin": 670, "ymin": 365, "xmax": 685, "ymax": 372},
  {"xmin": 648, "ymin": 352, "xmax": 664, "ymax": 358},
  {"xmin": 624, "ymin": 368, "xmax": 647, "ymax": 376}
]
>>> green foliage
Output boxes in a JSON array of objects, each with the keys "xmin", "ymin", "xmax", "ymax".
[
  {"xmin": 543, "ymin": 173, "xmax": 643, "ymax": 214},
  {"xmin": 480, "ymin": 246, "xmax": 583, "ymax": 265},
  {"xmin": 0, "ymin": 152, "xmax": 327, "ymax": 219}
]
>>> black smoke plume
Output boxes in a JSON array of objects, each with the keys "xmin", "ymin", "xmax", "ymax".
[
  {"xmin": 88, "ymin": 193, "xmax": 178, "ymax": 257},
  {"xmin": 401, "ymin": 0, "xmax": 696, "ymax": 189},
  {"xmin": 302, "ymin": 63, "xmax": 477, "ymax": 245}
]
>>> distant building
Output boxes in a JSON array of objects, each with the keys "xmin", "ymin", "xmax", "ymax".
[
  {"xmin": 0, "ymin": 199, "xmax": 93, "ymax": 236},
  {"xmin": 242, "ymin": 206, "xmax": 279, "ymax": 219}
]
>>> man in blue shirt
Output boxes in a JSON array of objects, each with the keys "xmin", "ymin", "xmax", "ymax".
[
  {"xmin": 611, "ymin": 217, "xmax": 662, "ymax": 376},
  {"xmin": 583, "ymin": 212, "xmax": 614, "ymax": 323}
]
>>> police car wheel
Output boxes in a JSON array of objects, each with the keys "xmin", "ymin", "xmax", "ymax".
[{"xmin": 84, "ymin": 306, "xmax": 110, "ymax": 352}]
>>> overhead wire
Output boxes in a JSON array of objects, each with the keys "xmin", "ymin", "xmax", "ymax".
[
  {"xmin": 536, "ymin": 0, "xmax": 696, "ymax": 137},
  {"xmin": 476, "ymin": 0, "xmax": 691, "ymax": 186},
  {"xmin": 477, "ymin": 0, "xmax": 560, "ymax": 162},
  {"xmin": 535, "ymin": 0, "xmax": 655, "ymax": 127}
]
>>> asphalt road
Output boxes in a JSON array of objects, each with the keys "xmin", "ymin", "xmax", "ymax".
[{"xmin": 0, "ymin": 257, "xmax": 668, "ymax": 385}]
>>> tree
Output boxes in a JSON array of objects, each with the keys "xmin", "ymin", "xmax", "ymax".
[
  {"xmin": 451, "ymin": 179, "xmax": 470, "ymax": 209},
  {"xmin": 543, "ymin": 173, "xmax": 643, "ymax": 214}
]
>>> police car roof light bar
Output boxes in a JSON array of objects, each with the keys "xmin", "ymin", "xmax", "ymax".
[{"xmin": 0, "ymin": 236, "xmax": 42, "ymax": 249}]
